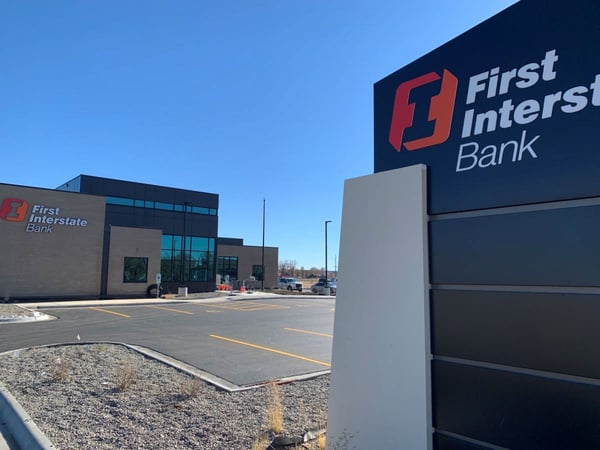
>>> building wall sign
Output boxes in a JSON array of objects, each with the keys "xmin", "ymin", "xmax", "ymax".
[
  {"xmin": 0, "ymin": 197, "xmax": 89, "ymax": 233},
  {"xmin": 0, "ymin": 183, "xmax": 105, "ymax": 299},
  {"xmin": 374, "ymin": 1, "xmax": 600, "ymax": 214}
]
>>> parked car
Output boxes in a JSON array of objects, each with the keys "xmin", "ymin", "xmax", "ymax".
[
  {"xmin": 311, "ymin": 279, "xmax": 337, "ymax": 295},
  {"xmin": 277, "ymin": 277, "xmax": 303, "ymax": 291}
]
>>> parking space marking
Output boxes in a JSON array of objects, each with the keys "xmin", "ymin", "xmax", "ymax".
[
  {"xmin": 210, "ymin": 334, "xmax": 331, "ymax": 367},
  {"xmin": 205, "ymin": 302, "xmax": 290, "ymax": 312},
  {"xmin": 284, "ymin": 327, "xmax": 333, "ymax": 338},
  {"xmin": 144, "ymin": 305, "xmax": 194, "ymax": 315},
  {"xmin": 88, "ymin": 307, "xmax": 130, "ymax": 318}
]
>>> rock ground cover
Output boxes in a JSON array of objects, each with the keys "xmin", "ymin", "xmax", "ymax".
[{"xmin": 0, "ymin": 343, "xmax": 329, "ymax": 449}]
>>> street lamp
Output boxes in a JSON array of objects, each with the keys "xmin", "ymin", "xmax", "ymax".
[
  {"xmin": 261, "ymin": 198, "xmax": 265, "ymax": 291},
  {"xmin": 325, "ymin": 220, "xmax": 332, "ymax": 289}
]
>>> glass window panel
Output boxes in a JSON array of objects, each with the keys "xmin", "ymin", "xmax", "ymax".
[
  {"xmin": 217, "ymin": 256, "xmax": 238, "ymax": 280},
  {"xmin": 171, "ymin": 261, "xmax": 182, "ymax": 282},
  {"xmin": 252, "ymin": 265, "xmax": 264, "ymax": 281},
  {"xmin": 145, "ymin": 200, "xmax": 154, "ymax": 208},
  {"xmin": 161, "ymin": 235, "xmax": 173, "ymax": 250},
  {"xmin": 192, "ymin": 206, "xmax": 209, "ymax": 215},
  {"xmin": 208, "ymin": 238, "xmax": 215, "ymax": 251},
  {"xmin": 209, "ymin": 208, "xmax": 217, "ymax": 215},
  {"xmin": 134, "ymin": 199, "xmax": 144, "ymax": 207},
  {"xmin": 174, "ymin": 204, "xmax": 183, "ymax": 212},
  {"xmin": 190, "ymin": 251, "xmax": 206, "ymax": 281},
  {"xmin": 172, "ymin": 235, "xmax": 182, "ymax": 251},
  {"xmin": 123, "ymin": 257, "xmax": 148, "ymax": 283},
  {"xmin": 106, "ymin": 196, "xmax": 134, "ymax": 206},
  {"xmin": 191, "ymin": 237, "xmax": 208, "ymax": 251},
  {"xmin": 183, "ymin": 257, "xmax": 191, "ymax": 281},
  {"xmin": 160, "ymin": 258, "xmax": 173, "ymax": 281},
  {"xmin": 155, "ymin": 202, "xmax": 173, "ymax": 211}
]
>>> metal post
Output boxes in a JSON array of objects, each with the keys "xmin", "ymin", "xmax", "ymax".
[
  {"xmin": 261, "ymin": 198, "xmax": 265, "ymax": 291},
  {"xmin": 325, "ymin": 220, "xmax": 332, "ymax": 288}
]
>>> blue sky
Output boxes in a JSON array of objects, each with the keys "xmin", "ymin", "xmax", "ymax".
[{"xmin": 1, "ymin": 1, "xmax": 516, "ymax": 270}]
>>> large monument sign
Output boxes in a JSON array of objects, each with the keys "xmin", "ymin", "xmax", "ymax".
[
  {"xmin": 329, "ymin": 1, "xmax": 600, "ymax": 449},
  {"xmin": 374, "ymin": 0, "xmax": 600, "ymax": 214}
]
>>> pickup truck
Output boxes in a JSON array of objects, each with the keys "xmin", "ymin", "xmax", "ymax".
[{"xmin": 277, "ymin": 277, "xmax": 303, "ymax": 292}]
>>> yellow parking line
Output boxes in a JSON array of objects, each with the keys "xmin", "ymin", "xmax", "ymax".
[
  {"xmin": 205, "ymin": 302, "xmax": 290, "ymax": 312},
  {"xmin": 144, "ymin": 305, "xmax": 194, "ymax": 315},
  {"xmin": 240, "ymin": 305, "xmax": 290, "ymax": 311},
  {"xmin": 210, "ymin": 334, "xmax": 331, "ymax": 367},
  {"xmin": 284, "ymin": 327, "xmax": 333, "ymax": 338},
  {"xmin": 89, "ymin": 307, "xmax": 130, "ymax": 318}
]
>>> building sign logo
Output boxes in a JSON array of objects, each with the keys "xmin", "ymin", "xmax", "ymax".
[
  {"xmin": 0, "ymin": 198, "xmax": 29, "ymax": 222},
  {"xmin": 386, "ymin": 49, "xmax": 600, "ymax": 173},
  {"xmin": 0, "ymin": 197, "xmax": 88, "ymax": 233},
  {"xmin": 388, "ymin": 69, "xmax": 458, "ymax": 152}
]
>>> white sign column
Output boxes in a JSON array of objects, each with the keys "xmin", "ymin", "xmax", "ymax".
[{"xmin": 327, "ymin": 164, "xmax": 431, "ymax": 449}]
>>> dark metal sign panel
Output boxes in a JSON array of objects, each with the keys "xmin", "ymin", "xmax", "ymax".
[
  {"xmin": 374, "ymin": 1, "xmax": 600, "ymax": 214},
  {"xmin": 431, "ymin": 290, "xmax": 600, "ymax": 379},
  {"xmin": 429, "ymin": 204, "xmax": 600, "ymax": 286},
  {"xmin": 433, "ymin": 360, "xmax": 600, "ymax": 450}
]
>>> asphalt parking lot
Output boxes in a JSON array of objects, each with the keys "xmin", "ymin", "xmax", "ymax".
[{"xmin": 0, "ymin": 295, "xmax": 335, "ymax": 388}]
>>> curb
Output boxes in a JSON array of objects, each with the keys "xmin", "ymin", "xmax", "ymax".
[
  {"xmin": 0, "ymin": 383, "xmax": 55, "ymax": 449},
  {"xmin": 0, "ymin": 305, "xmax": 54, "ymax": 324},
  {"xmin": 0, "ymin": 312, "xmax": 54, "ymax": 324}
]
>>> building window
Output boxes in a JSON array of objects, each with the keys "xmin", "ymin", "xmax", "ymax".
[
  {"xmin": 123, "ymin": 257, "xmax": 148, "ymax": 283},
  {"xmin": 218, "ymin": 256, "xmax": 238, "ymax": 281},
  {"xmin": 160, "ymin": 234, "xmax": 215, "ymax": 282},
  {"xmin": 106, "ymin": 196, "xmax": 217, "ymax": 215},
  {"xmin": 252, "ymin": 265, "xmax": 264, "ymax": 281}
]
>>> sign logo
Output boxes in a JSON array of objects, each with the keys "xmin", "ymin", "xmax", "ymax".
[
  {"xmin": 0, "ymin": 197, "xmax": 89, "ymax": 233},
  {"xmin": 0, "ymin": 198, "xmax": 29, "ymax": 222},
  {"xmin": 388, "ymin": 69, "xmax": 458, "ymax": 151}
]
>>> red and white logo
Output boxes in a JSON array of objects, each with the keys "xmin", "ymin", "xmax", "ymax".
[
  {"xmin": 388, "ymin": 69, "xmax": 458, "ymax": 151},
  {"xmin": 0, "ymin": 198, "xmax": 29, "ymax": 222}
]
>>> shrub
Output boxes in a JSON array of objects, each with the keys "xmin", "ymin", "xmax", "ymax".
[
  {"xmin": 49, "ymin": 356, "xmax": 70, "ymax": 382},
  {"xmin": 115, "ymin": 364, "xmax": 138, "ymax": 390},
  {"xmin": 267, "ymin": 381, "xmax": 283, "ymax": 434},
  {"xmin": 179, "ymin": 377, "xmax": 202, "ymax": 399}
]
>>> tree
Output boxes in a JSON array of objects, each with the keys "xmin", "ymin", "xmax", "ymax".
[{"xmin": 278, "ymin": 260, "xmax": 297, "ymax": 276}]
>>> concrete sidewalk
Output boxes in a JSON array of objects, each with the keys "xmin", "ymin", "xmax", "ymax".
[{"xmin": 17, "ymin": 290, "xmax": 250, "ymax": 308}]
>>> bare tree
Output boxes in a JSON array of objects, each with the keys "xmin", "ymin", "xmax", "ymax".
[
  {"xmin": 278, "ymin": 261, "xmax": 288, "ymax": 276},
  {"xmin": 278, "ymin": 260, "xmax": 298, "ymax": 276}
]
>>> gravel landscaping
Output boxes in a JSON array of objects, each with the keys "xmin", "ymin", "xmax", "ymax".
[{"xmin": 0, "ymin": 343, "xmax": 329, "ymax": 449}]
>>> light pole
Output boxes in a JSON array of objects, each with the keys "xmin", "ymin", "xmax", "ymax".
[
  {"xmin": 261, "ymin": 198, "xmax": 265, "ymax": 291},
  {"xmin": 325, "ymin": 220, "xmax": 332, "ymax": 289}
]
